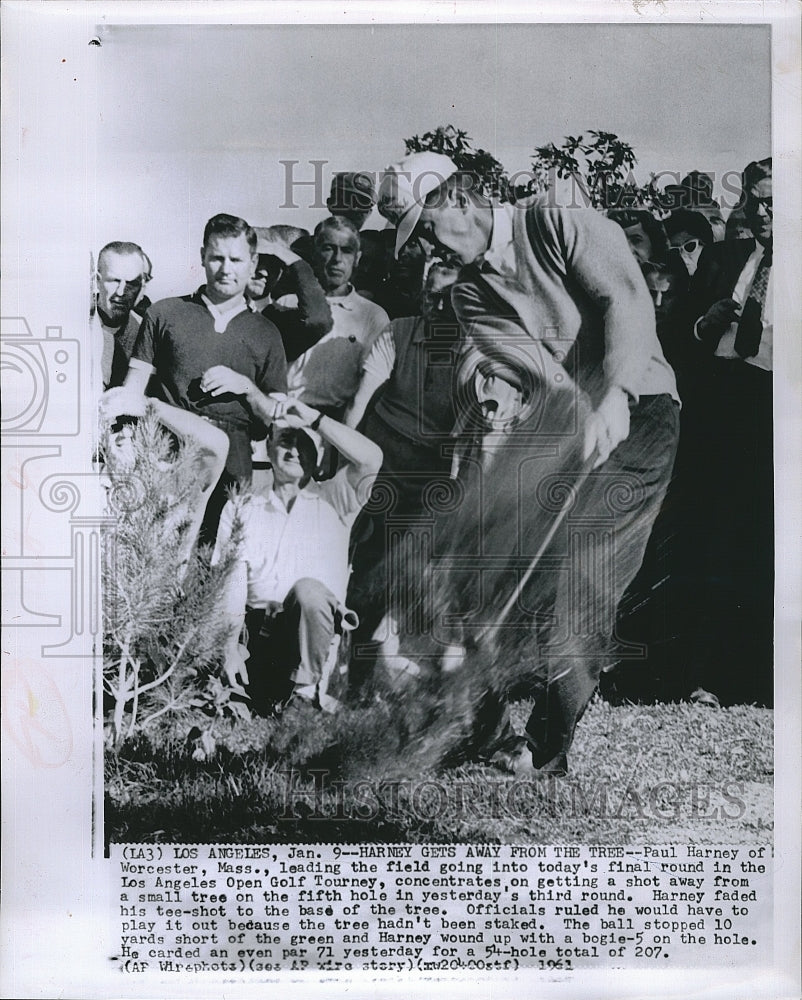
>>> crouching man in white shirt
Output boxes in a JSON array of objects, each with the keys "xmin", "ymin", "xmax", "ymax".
[{"xmin": 214, "ymin": 396, "xmax": 382, "ymax": 712}]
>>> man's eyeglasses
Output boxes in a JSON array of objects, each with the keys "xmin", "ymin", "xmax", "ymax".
[{"xmin": 748, "ymin": 195, "xmax": 773, "ymax": 212}]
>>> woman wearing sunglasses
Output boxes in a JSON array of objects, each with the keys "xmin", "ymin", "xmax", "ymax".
[{"xmin": 664, "ymin": 208, "xmax": 714, "ymax": 277}]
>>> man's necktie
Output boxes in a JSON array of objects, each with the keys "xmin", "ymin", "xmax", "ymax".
[{"xmin": 734, "ymin": 246, "xmax": 772, "ymax": 359}]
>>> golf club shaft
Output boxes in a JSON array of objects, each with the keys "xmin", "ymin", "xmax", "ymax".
[{"xmin": 475, "ymin": 455, "xmax": 595, "ymax": 642}]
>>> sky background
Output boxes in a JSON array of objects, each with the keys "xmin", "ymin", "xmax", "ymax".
[{"xmin": 95, "ymin": 21, "xmax": 771, "ymax": 300}]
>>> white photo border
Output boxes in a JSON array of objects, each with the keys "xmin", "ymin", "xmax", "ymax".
[{"xmin": 1, "ymin": 2, "xmax": 799, "ymax": 998}]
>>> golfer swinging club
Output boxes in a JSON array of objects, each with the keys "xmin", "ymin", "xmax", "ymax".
[{"xmin": 377, "ymin": 152, "xmax": 680, "ymax": 777}]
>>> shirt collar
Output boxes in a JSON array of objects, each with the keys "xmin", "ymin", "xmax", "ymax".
[
  {"xmin": 247, "ymin": 295, "xmax": 272, "ymax": 313},
  {"xmin": 258, "ymin": 483, "xmax": 317, "ymax": 510},
  {"xmin": 94, "ymin": 305, "xmax": 127, "ymax": 333},
  {"xmin": 199, "ymin": 288, "xmax": 248, "ymax": 332},
  {"xmin": 481, "ymin": 203, "xmax": 516, "ymax": 275},
  {"xmin": 328, "ymin": 284, "xmax": 356, "ymax": 310}
]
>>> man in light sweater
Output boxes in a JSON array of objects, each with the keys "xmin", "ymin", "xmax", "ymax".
[
  {"xmin": 278, "ymin": 216, "xmax": 390, "ymax": 420},
  {"xmin": 378, "ymin": 152, "xmax": 680, "ymax": 777}
]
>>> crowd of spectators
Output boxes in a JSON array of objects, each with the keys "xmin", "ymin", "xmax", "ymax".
[{"xmin": 96, "ymin": 156, "xmax": 774, "ymax": 776}]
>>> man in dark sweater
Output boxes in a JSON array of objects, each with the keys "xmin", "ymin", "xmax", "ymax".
[{"xmin": 125, "ymin": 213, "xmax": 288, "ymax": 537}]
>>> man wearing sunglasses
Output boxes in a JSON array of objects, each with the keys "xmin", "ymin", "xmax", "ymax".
[
  {"xmin": 690, "ymin": 158, "xmax": 772, "ymax": 366},
  {"xmin": 680, "ymin": 157, "xmax": 774, "ymax": 708}
]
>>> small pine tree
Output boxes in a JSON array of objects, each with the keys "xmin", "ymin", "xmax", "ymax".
[{"xmin": 101, "ymin": 407, "xmax": 247, "ymax": 747}]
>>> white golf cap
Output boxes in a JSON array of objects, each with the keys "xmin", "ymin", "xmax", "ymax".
[{"xmin": 377, "ymin": 152, "xmax": 458, "ymax": 258}]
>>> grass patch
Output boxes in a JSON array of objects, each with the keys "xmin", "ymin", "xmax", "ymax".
[{"xmin": 106, "ymin": 696, "xmax": 772, "ymax": 846}]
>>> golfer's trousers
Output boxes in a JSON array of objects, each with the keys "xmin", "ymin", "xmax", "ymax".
[{"xmin": 478, "ymin": 393, "xmax": 680, "ymax": 768}]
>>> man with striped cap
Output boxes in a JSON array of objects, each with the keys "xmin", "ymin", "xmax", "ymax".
[{"xmin": 214, "ymin": 395, "xmax": 382, "ymax": 712}]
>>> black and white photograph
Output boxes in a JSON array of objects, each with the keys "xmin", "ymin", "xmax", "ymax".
[
  {"xmin": 1, "ymin": 2, "xmax": 800, "ymax": 997},
  {"xmin": 94, "ymin": 17, "xmax": 777, "ymax": 845}
]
